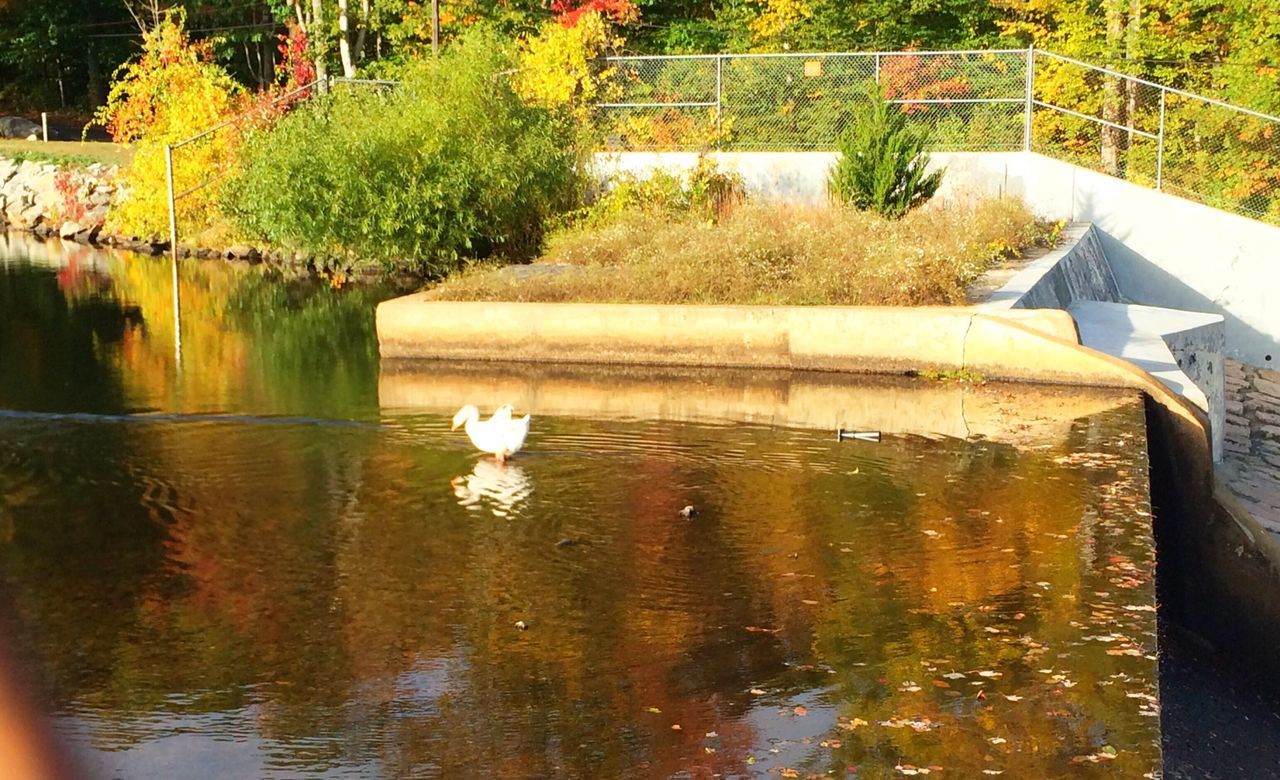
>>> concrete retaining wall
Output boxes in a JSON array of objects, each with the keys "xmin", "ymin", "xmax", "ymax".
[
  {"xmin": 376, "ymin": 297, "xmax": 1211, "ymax": 460},
  {"xmin": 378, "ymin": 299, "xmax": 1088, "ymax": 377},
  {"xmin": 594, "ymin": 150, "xmax": 1280, "ymax": 366},
  {"xmin": 985, "ymin": 223, "xmax": 1122, "ymax": 310}
]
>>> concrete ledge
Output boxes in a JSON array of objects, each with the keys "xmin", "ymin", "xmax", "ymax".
[
  {"xmin": 376, "ymin": 297, "xmax": 1211, "ymax": 473},
  {"xmin": 377, "ymin": 299, "xmax": 1080, "ymax": 373},
  {"xmin": 1069, "ymin": 301, "xmax": 1225, "ymax": 461}
]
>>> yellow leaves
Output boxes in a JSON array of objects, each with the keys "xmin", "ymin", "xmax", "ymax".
[
  {"xmin": 748, "ymin": 0, "xmax": 813, "ymax": 42},
  {"xmin": 512, "ymin": 12, "xmax": 622, "ymax": 123},
  {"xmin": 94, "ymin": 11, "xmax": 245, "ymax": 238}
]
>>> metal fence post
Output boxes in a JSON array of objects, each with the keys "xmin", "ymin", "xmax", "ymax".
[
  {"xmin": 874, "ymin": 53, "xmax": 881, "ymax": 85},
  {"xmin": 715, "ymin": 55, "xmax": 723, "ymax": 150},
  {"xmin": 40, "ymin": 112, "xmax": 48, "ymax": 143},
  {"xmin": 1023, "ymin": 47, "xmax": 1035, "ymax": 152},
  {"xmin": 165, "ymin": 144, "xmax": 178, "ymax": 259},
  {"xmin": 1156, "ymin": 87, "xmax": 1167, "ymax": 190}
]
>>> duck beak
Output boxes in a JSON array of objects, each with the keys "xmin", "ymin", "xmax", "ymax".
[{"xmin": 450, "ymin": 421, "xmax": 459, "ymax": 431}]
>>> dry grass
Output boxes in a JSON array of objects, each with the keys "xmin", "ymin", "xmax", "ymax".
[{"xmin": 428, "ymin": 197, "xmax": 1052, "ymax": 307}]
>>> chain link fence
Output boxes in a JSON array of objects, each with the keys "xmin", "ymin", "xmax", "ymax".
[
  {"xmin": 597, "ymin": 48, "xmax": 1280, "ymax": 225},
  {"xmin": 1029, "ymin": 51, "xmax": 1280, "ymax": 224},
  {"xmin": 600, "ymin": 50, "xmax": 1029, "ymax": 152}
]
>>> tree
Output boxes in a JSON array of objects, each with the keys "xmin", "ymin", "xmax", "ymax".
[
  {"xmin": 92, "ymin": 10, "xmax": 246, "ymax": 237},
  {"xmin": 828, "ymin": 86, "xmax": 943, "ymax": 218}
]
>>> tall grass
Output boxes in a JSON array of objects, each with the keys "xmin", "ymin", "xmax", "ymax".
[{"xmin": 429, "ymin": 197, "xmax": 1050, "ymax": 306}]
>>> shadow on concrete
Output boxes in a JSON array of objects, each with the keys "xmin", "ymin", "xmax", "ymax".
[{"xmin": 1077, "ymin": 190, "xmax": 1278, "ymax": 367}]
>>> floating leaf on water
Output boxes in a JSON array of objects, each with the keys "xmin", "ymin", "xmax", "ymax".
[
  {"xmin": 942, "ymin": 672, "xmax": 966, "ymax": 679},
  {"xmin": 646, "ymin": 707, "xmax": 661, "ymax": 714},
  {"xmin": 746, "ymin": 756, "xmax": 756, "ymax": 765},
  {"xmin": 1003, "ymin": 695, "xmax": 1023, "ymax": 701},
  {"xmin": 793, "ymin": 705, "xmax": 808, "ymax": 716},
  {"xmin": 745, "ymin": 626, "xmax": 780, "ymax": 634},
  {"xmin": 801, "ymin": 599, "xmax": 820, "ymax": 605},
  {"xmin": 780, "ymin": 769, "xmax": 799, "ymax": 778},
  {"xmin": 989, "ymin": 737, "xmax": 1007, "ymax": 745},
  {"xmin": 670, "ymin": 724, "xmax": 681, "ymax": 730},
  {"xmin": 977, "ymin": 670, "xmax": 1002, "ymax": 678}
]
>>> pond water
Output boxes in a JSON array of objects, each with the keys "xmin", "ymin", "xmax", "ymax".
[{"xmin": 0, "ymin": 234, "xmax": 1270, "ymax": 778}]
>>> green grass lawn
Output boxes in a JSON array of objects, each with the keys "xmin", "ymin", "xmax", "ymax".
[{"xmin": 0, "ymin": 140, "xmax": 132, "ymax": 168}]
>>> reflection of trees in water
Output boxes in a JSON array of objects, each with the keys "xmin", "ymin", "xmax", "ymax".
[
  {"xmin": 101, "ymin": 257, "xmax": 391, "ymax": 416},
  {"xmin": 0, "ymin": 260, "xmax": 137, "ymax": 413},
  {"xmin": 0, "ymin": 240, "xmax": 392, "ymax": 417},
  {"xmin": 1, "ymin": 403, "xmax": 1158, "ymax": 776},
  {"xmin": 0, "ymin": 422, "xmax": 170, "ymax": 732}
]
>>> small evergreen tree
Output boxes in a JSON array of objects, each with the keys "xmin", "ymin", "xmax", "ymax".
[{"xmin": 828, "ymin": 86, "xmax": 944, "ymax": 219}]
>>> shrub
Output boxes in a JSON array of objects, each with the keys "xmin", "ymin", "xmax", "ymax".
[
  {"xmin": 578, "ymin": 156, "xmax": 745, "ymax": 225},
  {"xmin": 226, "ymin": 31, "xmax": 583, "ymax": 273},
  {"xmin": 828, "ymin": 85, "xmax": 943, "ymax": 219},
  {"xmin": 512, "ymin": 12, "xmax": 623, "ymax": 127},
  {"xmin": 90, "ymin": 10, "xmax": 245, "ymax": 238}
]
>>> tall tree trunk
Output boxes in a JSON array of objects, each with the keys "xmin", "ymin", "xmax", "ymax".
[
  {"xmin": 1100, "ymin": 0, "xmax": 1126, "ymax": 175},
  {"xmin": 353, "ymin": 0, "xmax": 370, "ymax": 64},
  {"xmin": 86, "ymin": 43, "xmax": 104, "ymax": 108},
  {"xmin": 337, "ymin": 0, "xmax": 354, "ymax": 78},
  {"xmin": 1124, "ymin": 0, "xmax": 1141, "ymax": 162},
  {"xmin": 263, "ymin": 36, "xmax": 276, "ymax": 85},
  {"xmin": 310, "ymin": 0, "xmax": 328, "ymax": 86}
]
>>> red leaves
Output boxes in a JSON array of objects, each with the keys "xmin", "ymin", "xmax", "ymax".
[
  {"xmin": 551, "ymin": 0, "xmax": 639, "ymax": 27},
  {"xmin": 277, "ymin": 24, "xmax": 316, "ymax": 89}
]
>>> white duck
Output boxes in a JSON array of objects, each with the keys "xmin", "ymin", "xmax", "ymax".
[{"xmin": 451, "ymin": 404, "xmax": 531, "ymax": 463}]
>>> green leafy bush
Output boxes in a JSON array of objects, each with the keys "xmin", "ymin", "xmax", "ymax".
[
  {"xmin": 578, "ymin": 156, "xmax": 745, "ymax": 226},
  {"xmin": 224, "ymin": 31, "xmax": 583, "ymax": 273},
  {"xmin": 828, "ymin": 86, "xmax": 943, "ymax": 219}
]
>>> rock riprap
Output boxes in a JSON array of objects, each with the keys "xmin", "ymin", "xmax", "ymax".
[{"xmin": 0, "ymin": 156, "xmax": 118, "ymax": 241}]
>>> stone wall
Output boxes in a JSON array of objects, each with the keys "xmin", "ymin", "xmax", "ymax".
[
  {"xmin": 0, "ymin": 156, "xmax": 117, "ymax": 242},
  {"xmin": 1221, "ymin": 360, "xmax": 1280, "ymax": 533}
]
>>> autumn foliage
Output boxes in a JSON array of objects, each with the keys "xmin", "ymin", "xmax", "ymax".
[
  {"xmin": 90, "ymin": 11, "xmax": 244, "ymax": 239},
  {"xmin": 551, "ymin": 0, "xmax": 639, "ymax": 27}
]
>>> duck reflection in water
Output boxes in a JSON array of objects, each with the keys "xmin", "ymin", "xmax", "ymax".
[{"xmin": 450, "ymin": 460, "xmax": 532, "ymax": 518}]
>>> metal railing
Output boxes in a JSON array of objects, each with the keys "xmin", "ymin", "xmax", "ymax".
[{"xmin": 597, "ymin": 47, "xmax": 1280, "ymax": 224}]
